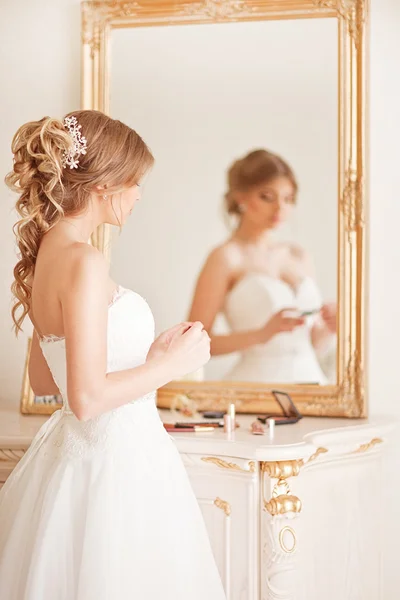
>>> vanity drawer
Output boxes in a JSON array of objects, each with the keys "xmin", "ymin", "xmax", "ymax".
[{"xmin": 183, "ymin": 454, "xmax": 259, "ymax": 600}]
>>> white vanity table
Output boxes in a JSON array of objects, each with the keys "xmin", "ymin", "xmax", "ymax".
[{"xmin": 0, "ymin": 407, "xmax": 392, "ymax": 600}]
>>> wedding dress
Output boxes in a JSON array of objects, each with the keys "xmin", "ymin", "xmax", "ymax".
[
  {"xmin": 223, "ymin": 274, "xmax": 328, "ymax": 384},
  {"xmin": 0, "ymin": 286, "xmax": 226, "ymax": 600}
]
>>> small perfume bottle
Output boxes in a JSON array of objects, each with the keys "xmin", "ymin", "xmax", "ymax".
[
  {"xmin": 228, "ymin": 403, "xmax": 236, "ymax": 428},
  {"xmin": 223, "ymin": 414, "xmax": 233, "ymax": 433}
]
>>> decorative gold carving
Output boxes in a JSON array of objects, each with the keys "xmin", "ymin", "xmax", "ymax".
[
  {"xmin": 261, "ymin": 447, "xmax": 328, "ymax": 516},
  {"xmin": 338, "ymin": 350, "xmax": 365, "ymax": 417},
  {"xmin": 306, "ymin": 446, "xmax": 329, "ymax": 463},
  {"xmin": 261, "ymin": 460, "xmax": 302, "ymax": 479},
  {"xmin": 265, "ymin": 494, "xmax": 302, "ymax": 516},
  {"xmin": 181, "ymin": 0, "xmax": 253, "ymax": 20},
  {"xmin": 352, "ymin": 437, "xmax": 383, "ymax": 454},
  {"xmin": 201, "ymin": 456, "xmax": 255, "ymax": 473},
  {"xmin": 279, "ymin": 526, "xmax": 297, "ymax": 553},
  {"xmin": 341, "ymin": 165, "xmax": 364, "ymax": 236},
  {"xmin": 261, "ymin": 461, "xmax": 302, "ymax": 516},
  {"xmin": 261, "ymin": 448, "xmax": 328, "ymax": 480},
  {"xmin": 272, "ymin": 479, "xmax": 290, "ymax": 497},
  {"xmin": 82, "ymin": 1, "xmax": 140, "ymax": 55},
  {"xmin": 312, "ymin": 0, "xmax": 366, "ymax": 48},
  {"xmin": 0, "ymin": 449, "xmax": 25, "ymax": 462},
  {"xmin": 214, "ymin": 496, "xmax": 231, "ymax": 516},
  {"xmin": 261, "ymin": 436, "xmax": 385, "ymax": 517},
  {"xmin": 83, "ymin": 31, "xmax": 100, "ymax": 60}
]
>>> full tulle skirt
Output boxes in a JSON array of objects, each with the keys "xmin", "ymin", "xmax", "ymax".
[{"xmin": 0, "ymin": 400, "xmax": 226, "ymax": 600}]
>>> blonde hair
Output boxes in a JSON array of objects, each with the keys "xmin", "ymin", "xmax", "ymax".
[
  {"xmin": 5, "ymin": 110, "xmax": 154, "ymax": 334},
  {"xmin": 224, "ymin": 149, "xmax": 298, "ymax": 216}
]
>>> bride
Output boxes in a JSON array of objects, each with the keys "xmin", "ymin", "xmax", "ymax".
[
  {"xmin": 0, "ymin": 111, "xmax": 226, "ymax": 599},
  {"xmin": 188, "ymin": 149, "xmax": 336, "ymax": 384}
]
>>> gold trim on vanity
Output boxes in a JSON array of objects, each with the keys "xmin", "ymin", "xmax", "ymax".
[
  {"xmin": 261, "ymin": 447, "xmax": 328, "ymax": 480},
  {"xmin": 261, "ymin": 447, "xmax": 328, "ymax": 515},
  {"xmin": 279, "ymin": 526, "xmax": 297, "ymax": 554},
  {"xmin": 352, "ymin": 437, "xmax": 383, "ymax": 454},
  {"xmin": 214, "ymin": 497, "xmax": 231, "ymax": 517},
  {"xmin": 266, "ymin": 495, "xmax": 302, "ymax": 517},
  {"xmin": 261, "ymin": 436, "xmax": 384, "ymax": 516},
  {"xmin": 201, "ymin": 456, "xmax": 256, "ymax": 473},
  {"xmin": 261, "ymin": 468, "xmax": 303, "ymax": 517},
  {"xmin": 261, "ymin": 460, "xmax": 302, "ymax": 480},
  {"xmin": 306, "ymin": 446, "xmax": 329, "ymax": 463}
]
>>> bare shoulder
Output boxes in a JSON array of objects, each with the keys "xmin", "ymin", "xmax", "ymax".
[
  {"xmin": 65, "ymin": 242, "xmax": 107, "ymax": 271},
  {"xmin": 206, "ymin": 240, "xmax": 243, "ymax": 272},
  {"xmin": 60, "ymin": 243, "xmax": 109, "ymax": 293}
]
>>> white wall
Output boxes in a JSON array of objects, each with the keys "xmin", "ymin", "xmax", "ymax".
[
  {"xmin": 368, "ymin": 0, "xmax": 400, "ymax": 597},
  {"xmin": 0, "ymin": 1, "xmax": 399, "ymax": 596}
]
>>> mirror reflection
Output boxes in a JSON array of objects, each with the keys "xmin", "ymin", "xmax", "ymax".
[
  {"xmin": 187, "ymin": 149, "xmax": 337, "ymax": 385},
  {"xmin": 109, "ymin": 17, "xmax": 338, "ymax": 385}
]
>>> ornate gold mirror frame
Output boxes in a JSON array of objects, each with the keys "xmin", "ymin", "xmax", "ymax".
[
  {"xmin": 80, "ymin": 0, "xmax": 367, "ymax": 418},
  {"xmin": 22, "ymin": 0, "xmax": 367, "ymax": 417}
]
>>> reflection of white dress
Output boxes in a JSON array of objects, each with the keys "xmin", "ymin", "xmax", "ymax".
[
  {"xmin": 224, "ymin": 274, "xmax": 327, "ymax": 384},
  {"xmin": 0, "ymin": 287, "xmax": 225, "ymax": 600}
]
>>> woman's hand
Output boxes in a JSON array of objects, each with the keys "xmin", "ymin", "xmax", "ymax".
[
  {"xmin": 257, "ymin": 309, "xmax": 305, "ymax": 344},
  {"xmin": 147, "ymin": 322, "xmax": 192, "ymax": 362},
  {"xmin": 147, "ymin": 321, "xmax": 211, "ymax": 379},
  {"xmin": 320, "ymin": 303, "xmax": 337, "ymax": 334}
]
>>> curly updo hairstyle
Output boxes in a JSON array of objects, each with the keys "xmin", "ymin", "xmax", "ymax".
[{"xmin": 5, "ymin": 110, "xmax": 154, "ymax": 333}]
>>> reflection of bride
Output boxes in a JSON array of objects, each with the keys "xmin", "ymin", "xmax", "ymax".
[{"xmin": 188, "ymin": 149, "xmax": 337, "ymax": 384}]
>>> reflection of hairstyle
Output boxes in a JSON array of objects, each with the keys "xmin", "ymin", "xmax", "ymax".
[
  {"xmin": 6, "ymin": 110, "xmax": 154, "ymax": 334},
  {"xmin": 224, "ymin": 149, "xmax": 298, "ymax": 216}
]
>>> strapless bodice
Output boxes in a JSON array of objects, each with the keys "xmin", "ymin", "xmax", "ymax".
[
  {"xmin": 39, "ymin": 286, "xmax": 155, "ymax": 415},
  {"xmin": 223, "ymin": 274, "xmax": 327, "ymax": 384}
]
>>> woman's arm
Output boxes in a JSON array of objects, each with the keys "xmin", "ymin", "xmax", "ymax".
[
  {"xmin": 62, "ymin": 245, "xmax": 208, "ymax": 421},
  {"xmin": 187, "ymin": 248, "xmax": 302, "ymax": 355},
  {"xmin": 28, "ymin": 331, "xmax": 60, "ymax": 396},
  {"xmin": 188, "ymin": 249, "xmax": 263, "ymax": 355}
]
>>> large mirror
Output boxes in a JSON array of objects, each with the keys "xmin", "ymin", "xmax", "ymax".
[
  {"xmin": 110, "ymin": 16, "xmax": 339, "ymax": 381},
  {"xmin": 20, "ymin": 0, "xmax": 367, "ymax": 417}
]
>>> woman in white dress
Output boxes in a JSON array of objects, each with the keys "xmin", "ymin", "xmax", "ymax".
[
  {"xmin": 188, "ymin": 149, "xmax": 336, "ymax": 384},
  {"xmin": 0, "ymin": 111, "xmax": 226, "ymax": 600}
]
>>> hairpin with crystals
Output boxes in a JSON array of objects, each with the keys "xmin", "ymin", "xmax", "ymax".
[{"xmin": 62, "ymin": 116, "xmax": 87, "ymax": 169}]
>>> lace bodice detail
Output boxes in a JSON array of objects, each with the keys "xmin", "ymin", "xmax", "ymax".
[{"xmin": 39, "ymin": 286, "xmax": 155, "ymax": 415}]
